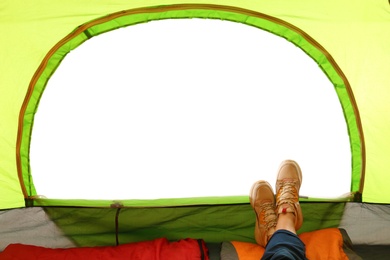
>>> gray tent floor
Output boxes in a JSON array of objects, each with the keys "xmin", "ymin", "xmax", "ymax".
[
  {"xmin": 0, "ymin": 207, "xmax": 75, "ymax": 250},
  {"xmin": 1, "ymin": 202, "xmax": 390, "ymax": 257},
  {"xmin": 339, "ymin": 203, "xmax": 390, "ymax": 245},
  {"xmin": 353, "ymin": 245, "xmax": 390, "ymax": 260}
]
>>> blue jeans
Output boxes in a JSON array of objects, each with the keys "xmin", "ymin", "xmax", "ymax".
[{"xmin": 261, "ymin": 230, "xmax": 307, "ymax": 260}]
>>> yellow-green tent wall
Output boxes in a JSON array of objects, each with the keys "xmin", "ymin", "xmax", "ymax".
[{"xmin": 1, "ymin": 0, "xmax": 390, "ymax": 210}]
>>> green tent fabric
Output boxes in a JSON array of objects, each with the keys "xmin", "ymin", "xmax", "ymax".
[
  {"xmin": 41, "ymin": 202, "xmax": 345, "ymax": 247},
  {"xmin": 0, "ymin": 0, "xmax": 390, "ymax": 250}
]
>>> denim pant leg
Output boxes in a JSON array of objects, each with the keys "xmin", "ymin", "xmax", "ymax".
[{"xmin": 261, "ymin": 230, "xmax": 307, "ymax": 260}]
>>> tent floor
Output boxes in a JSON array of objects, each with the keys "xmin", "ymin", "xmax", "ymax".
[{"xmin": 353, "ymin": 245, "xmax": 390, "ymax": 260}]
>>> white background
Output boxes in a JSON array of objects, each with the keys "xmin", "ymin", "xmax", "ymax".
[{"xmin": 30, "ymin": 19, "xmax": 351, "ymax": 200}]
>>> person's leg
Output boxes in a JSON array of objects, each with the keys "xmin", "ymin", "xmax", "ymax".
[
  {"xmin": 263, "ymin": 160, "xmax": 306, "ymax": 260},
  {"xmin": 275, "ymin": 213, "xmax": 297, "ymax": 235},
  {"xmin": 250, "ymin": 160, "xmax": 307, "ymax": 260},
  {"xmin": 261, "ymin": 230, "xmax": 306, "ymax": 260}
]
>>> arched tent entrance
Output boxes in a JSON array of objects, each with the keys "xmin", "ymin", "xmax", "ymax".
[
  {"xmin": 19, "ymin": 4, "xmax": 363, "ymax": 206},
  {"xmin": 30, "ymin": 18, "xmax": 351, "ymax": 201}
]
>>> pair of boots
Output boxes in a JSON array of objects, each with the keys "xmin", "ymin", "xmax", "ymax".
[{"xmin": 249, "ymin": 160, "xmax": 303, "ymax": 247}]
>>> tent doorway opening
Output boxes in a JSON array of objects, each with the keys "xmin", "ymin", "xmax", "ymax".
[{"xmin": 30, "ymin": 18, "xmax": 351, "ymax": 200}]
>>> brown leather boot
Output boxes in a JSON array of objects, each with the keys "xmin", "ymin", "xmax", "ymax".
[
  {"xmin": 275, "ymin": 160, "xmax": 303, "ymax": 231},
  {"xmin": 250, "ymin": 180, "xmax": 277, "ymax": 247}
]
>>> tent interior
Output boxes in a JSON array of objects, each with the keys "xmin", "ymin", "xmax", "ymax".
[{"xmin": 1, "ymin": 1, "xmax": 390, "ymax": 259}]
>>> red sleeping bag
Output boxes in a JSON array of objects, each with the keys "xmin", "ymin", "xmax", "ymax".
[{"xmin": 0, "ymin": 238, "xmax": 209, "ymax": 260}]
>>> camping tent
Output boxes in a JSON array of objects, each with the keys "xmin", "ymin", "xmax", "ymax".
[{"xmin": 1, "ymin": 0, "xmax": 390, "ymax": 257}]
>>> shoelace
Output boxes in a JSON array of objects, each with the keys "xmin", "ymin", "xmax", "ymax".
[
  {"xmin": 258, "ymin": 202, "xmax": 277, "ymax": 230},
  {"xmin": 276, "ymin": 180, "xmax": 300, "ymax": 214}
]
